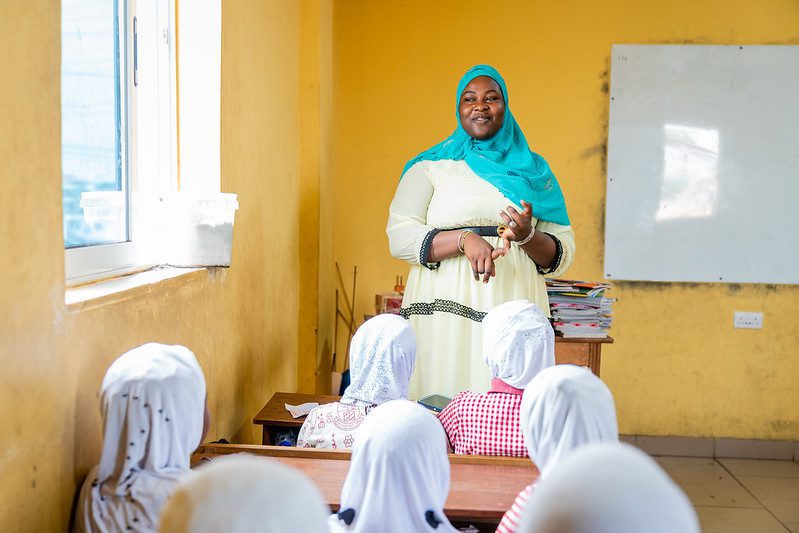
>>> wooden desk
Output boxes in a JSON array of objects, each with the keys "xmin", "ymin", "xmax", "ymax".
[
  {"xmin": 193, "ymin": 443, "xmax": 537, "ymax": 527},
  {"xmin": 253, "ymin": 392, "xmax": 341, "ymax": 445},
  {"xmin": 554, "ymin": 335, "xmax": 614, "ymax": 377}
]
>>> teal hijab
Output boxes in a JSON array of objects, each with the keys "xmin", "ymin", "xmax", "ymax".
[{"xmin": 401, "ymin": 65, "xmax": 570, "ymax": 225}]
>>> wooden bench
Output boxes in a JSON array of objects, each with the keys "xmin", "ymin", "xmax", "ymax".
[{"xmin": 192, "ymin": 443, "xmax": 537, "ymax": 529}]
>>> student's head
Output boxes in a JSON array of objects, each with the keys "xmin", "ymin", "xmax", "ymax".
[
  {"xmin": 520, "ymin": 365, "xmax": 617, "ymax": 478},
  {"xmin": 77, "ymin": 343, "xmax": 207, "ymax": 532},
  {"xmin": 333, "ymin": 400, "xmax": 455, "ymax": 533},
  {"xmin": 159, "ymin": 455, "xmax": 330, "ymax": 533},
  {"xmin": 99, "ymin": 343, "xmax": 207, "ymax": 482},
  {"xmin": 342, "ymin": 314, "xmax": 416, "ymax": 405},
  {"xmin": 517, "ymin": 442, "xmax": 699, "ymax": 533},
  {"xmin": 482, "ymin": 300, "xmax": 555, "ymax": 389}
]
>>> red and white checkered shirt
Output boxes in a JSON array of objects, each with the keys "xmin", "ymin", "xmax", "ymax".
[
  {"xmin": 437, "ymin": 379, "xmax": 528, "ymax": 456},
  {"xmin": 496, "ymin": 484, "xmax": 533, "ymax": 533}
]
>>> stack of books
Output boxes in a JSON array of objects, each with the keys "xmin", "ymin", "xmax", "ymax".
[{"xmin": 545, "ymin": 279, "xmax": 613, "ymax": 338}]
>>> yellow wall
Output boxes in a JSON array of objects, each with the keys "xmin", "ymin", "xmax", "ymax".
[
  {"xmin": 0, "ymin": 1, "xmax": 331, "ymax": 529},
  {"xmin": 331, "ymin": 0, "xmax": 799, "ymax": 439}
]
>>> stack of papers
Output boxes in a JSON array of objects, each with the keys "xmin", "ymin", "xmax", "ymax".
[{"xmin": 545, "ymin": 279, "xmax": 613, "ymax": 338}]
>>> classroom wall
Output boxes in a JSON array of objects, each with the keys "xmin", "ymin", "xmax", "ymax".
[
  {"xmin": 0, "ymin": 1, "xmax": 329, "ymax": 529},
  {"xmin": 331, "ymin": 0, "xmax": 799, "ymax": 439}
]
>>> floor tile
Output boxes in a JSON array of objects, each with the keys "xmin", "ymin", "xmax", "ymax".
[
  {"xmin": 695, "ymin": 507, "xmax": 788, "ymax": 533},
  {"xmin": 737, "ymin": 476, "xmax": 799, "ymax": 500},
  {"xmin": 678, "ymin": 482, "xmax": 761, "ymax": 508},
  {"xmin": 720, "ymin": 458, "xmax": 799, "ymax": 478},
  {"xmin": 655, "ymin": 457, "xmax": 738, "ymax": 485},
  {"xmin": 760, "ymin": 497, "xmax": 799, "ymax": 523}
]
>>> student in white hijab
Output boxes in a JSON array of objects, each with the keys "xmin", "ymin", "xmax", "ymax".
[
  {"xmin": 517, "ymin": 442, "xmax": 700, "ymax": 533},
  {"xmin": 158, "ymin": 454, "xmax": 330, "ymax": 533},
  {"xmin": 297, "ymin": 314, "xmax": 416, "ymax": 449},
  {"xmin": 74, "ymin": 343, "xmax": 208, "ymax": 533},
  {"xmin": 329, "ymin": 400, "xmax": 458, "ymax": 533},
  {"xmin": 497, "ymin": 364, "xmax": 618, "ymax": 533},
  {"xmin": 438, "ymin": 300, "xmax": 555, "ymax": 456}
]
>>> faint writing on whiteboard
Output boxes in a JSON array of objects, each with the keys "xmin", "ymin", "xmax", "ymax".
[{"xmin": 656, "ymin": 124, "xmax": 720, "ymax": 221}]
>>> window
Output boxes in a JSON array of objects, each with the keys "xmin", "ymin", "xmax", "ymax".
[{"xmin": 62, "ymin": 0, "xmax": 176, "ymax": 285}]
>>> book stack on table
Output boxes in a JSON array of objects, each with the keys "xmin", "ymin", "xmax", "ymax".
[{"xmin": 545, "ymin": 279, "xmax": 613, "ymax": 339}]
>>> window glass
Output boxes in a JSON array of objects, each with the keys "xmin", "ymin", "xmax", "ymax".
[{"xmin": 62, "ymin": 0, "xmax": 126, "ymax": 248}]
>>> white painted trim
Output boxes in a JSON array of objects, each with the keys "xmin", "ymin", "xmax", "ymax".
[
  {"xmin": 178, "ymin": 0, "xmax": 222, "ymax": 193},
  {"xmin": 65, "ymin": 242, "xmax": 142, "ymax": 286}
]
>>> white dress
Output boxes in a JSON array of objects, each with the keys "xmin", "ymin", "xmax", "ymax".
[{"xmin": 386, "ymin": 160, "xmax": 575, "ymax": 398}]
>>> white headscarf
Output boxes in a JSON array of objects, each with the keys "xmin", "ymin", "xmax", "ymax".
[
  {"xmin": 158, "ymin": 454, "xmax": 330, "ymax": 533},
  {"xmin": 518, "ymin": 442, "xmax": 700, "ymax": 533},
  {"xmin": 521, "ymin": 364, "xmax": 618, "ymax": 478},
  {"xmin": 342, "ymin": 314, "xmax": 416, "ymax": 406},
  {"xmin": 75, "ymin": 343, "xmax": 206, "ymax": 533},
  {"xmin": 329, "ymin": 400, "xmax": 458, "ymax": 533},
  {"xmin": 482, "ymin": 300, "xmax": 555, "ymax": 389}
]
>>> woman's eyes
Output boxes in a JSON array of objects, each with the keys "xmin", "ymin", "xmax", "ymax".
[{"xmin": 463, "ymin": 96, "xmax": 501, "ymax": 103}]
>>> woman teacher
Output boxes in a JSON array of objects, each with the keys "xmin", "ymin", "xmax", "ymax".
[{"xmin": 386, "ymin": 65, "xmax": 574, "ymax": 398}]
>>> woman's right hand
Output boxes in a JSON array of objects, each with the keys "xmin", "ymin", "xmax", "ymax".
[{"xmin": 463, "ymin": 232, "xmax": 505, "ymax": 283}]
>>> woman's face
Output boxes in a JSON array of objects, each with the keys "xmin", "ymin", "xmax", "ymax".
[{"xmin": 458, "ymin": 75, "xmax": 505, "ymax": 140}]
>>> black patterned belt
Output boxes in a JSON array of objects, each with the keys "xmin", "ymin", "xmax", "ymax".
[{"xmin": 448, "ymin": 225, "xmax": 507, "ymax": 237}]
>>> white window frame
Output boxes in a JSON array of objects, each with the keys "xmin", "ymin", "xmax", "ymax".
[{"xmin": 64, "ymin": 0, "xmax": 177, "ymax": 286}]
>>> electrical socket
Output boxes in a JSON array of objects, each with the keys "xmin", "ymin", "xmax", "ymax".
[{"xmin": 734, "ymin": 311, "xmax": 763, "ymax": 329}]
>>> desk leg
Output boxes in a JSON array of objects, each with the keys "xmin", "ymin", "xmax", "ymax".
[
  {"xmin": 589, "ymin": 344, "xmax": 602, "ymax": 377},
  {"xmin": 261, "ymin": 426, "xmax": 272, "ymax": 446}
]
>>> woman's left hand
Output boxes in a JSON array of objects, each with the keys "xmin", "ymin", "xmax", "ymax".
[{"xmin": 499, "ymin": 200, "xmax": 534, "ymax": 249}]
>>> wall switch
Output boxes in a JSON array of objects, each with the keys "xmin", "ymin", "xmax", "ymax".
[{"xmin": 734, "ymin": 311, "xmax": 763, "ymax": 329}]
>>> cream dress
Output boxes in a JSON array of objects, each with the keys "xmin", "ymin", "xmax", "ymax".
[{"xmin": 387, "ymin": 159, "xmax": 575, "ymax": 398}]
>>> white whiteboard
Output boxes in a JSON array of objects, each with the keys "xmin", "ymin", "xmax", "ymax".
[{"xmin": 604, "ymin": 45, "xmax": 799, "ymax": 284}]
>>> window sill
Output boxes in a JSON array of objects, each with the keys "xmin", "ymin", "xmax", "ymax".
[{"xmin": 65, "ymin": 266, "xmax": 209, "ymax": 310}]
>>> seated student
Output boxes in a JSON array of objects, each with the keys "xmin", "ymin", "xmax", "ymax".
[
  {"xmin": 437, "ymin": 300, "xmax": 555, "ymax": 456},
  {"xmin": 497, "ymin": 364, "xmax": 618, "ymax": 533},
  {"xmin": 297, "ymin": 314, "xmax": 416, "ymax": 449},
  {"xmin": 74, "ymin": 343, "xmax": 209, "ymax": 533},
  {"xmin": 517, "ymin": 442, "xmax": 699, "ymax": 533},
  {"xmin": 158, "ymin": 454, "xmax": 330, "ymax": 533},
  {"xmin": 329, "ymin": 400, "xmax": 457, "ymax": 533}
]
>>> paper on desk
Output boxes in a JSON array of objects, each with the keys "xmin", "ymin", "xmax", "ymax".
[{"xmin": 285, "ymin": 402, "xmax": 319, "ymax": 418}]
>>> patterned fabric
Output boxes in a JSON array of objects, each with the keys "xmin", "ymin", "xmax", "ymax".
[
  {"xmin": 437, "ymin": 379, "xmax": 527, "ymax": 456},
  {"xmin": 75, "ymin": 343, "xmax": 206, "ymax": 533},
  {"xmin": 400, "ymin": 298, "xmax": 487, "ymax": 322},
  {"xmin": 342, "ymin": 314, "xmax": 416, "ymax": 406},
  {"xmin": 296, "ymin": 401, "xmax": 371, "ymax": 450},
  {"xmin": 535, "ymin": 232, "xmax": 563, "ymax": 275},
  {"xmin": 328, "ymin": 400, "xmax": 458, "ymax": 533},
  {"xmin": 159, "ymin": 455, "xmax": 330, "ymax": 533},
  {"xmin": 298, "ymin": 314, "xmax": 417, "ymax": 450},
  {"xmin": 497, "ymin": 484, "xmax": 533, "ymax": 533},
  {"xmin": 482, "ymin": 299, "xmax": 555, "ymax": 389}
]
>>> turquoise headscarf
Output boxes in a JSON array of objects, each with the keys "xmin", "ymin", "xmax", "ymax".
[{"xmin": 401, "ymin": 65, "xmax": 570, "ymax": 226}]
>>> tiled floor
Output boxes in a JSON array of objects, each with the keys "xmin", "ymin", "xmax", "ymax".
[{"xmin": 655, "ymin": 456, "xmax": 799, "ymax": 532}]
